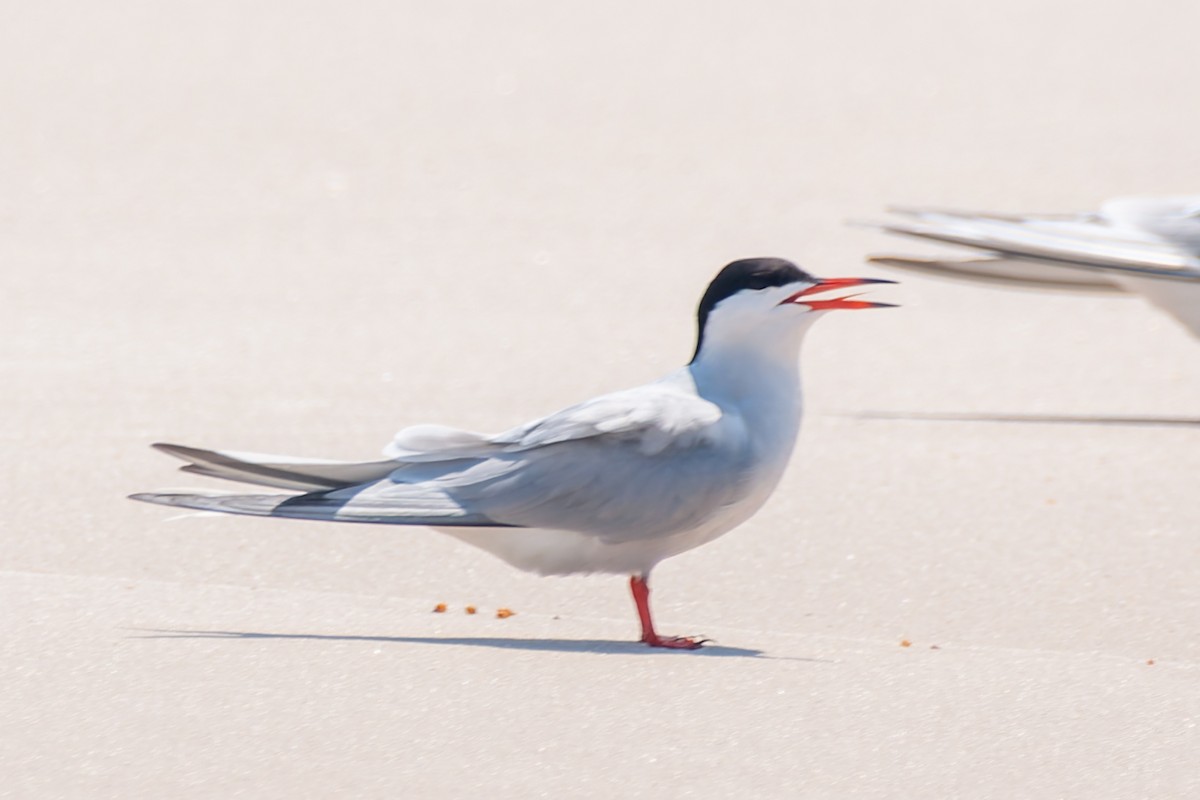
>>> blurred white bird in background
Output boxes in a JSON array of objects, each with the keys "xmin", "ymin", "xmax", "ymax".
[{"xmin": 860, "ymin": 195, "xmax": 1200, "ymax": 337}]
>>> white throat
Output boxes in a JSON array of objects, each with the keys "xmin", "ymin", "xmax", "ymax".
[{"xmin": 687, "ymin": 309, "xmax": 816, "ymax": 465}]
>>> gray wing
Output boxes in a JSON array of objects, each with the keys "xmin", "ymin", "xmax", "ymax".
[
  {"xmin": 318, "ymin": 383, "xmax": 747, "ymax": 542},
  {"xmin": 134, "ymin": 380, "xmax": 751, "ymax": 540}
]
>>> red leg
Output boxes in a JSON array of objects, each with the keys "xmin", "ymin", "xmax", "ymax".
[{"xmin": 629, "ymin": 575, "xmax": 706, "ymax": 650}]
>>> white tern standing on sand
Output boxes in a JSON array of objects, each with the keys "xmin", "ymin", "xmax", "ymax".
[
  {"xmin": 860, "ymin": 195, "xmax": 1200, "ymax": 337},
  {"xmin": 132, "ymin": 258, "xmax": 895, "ymax": 649}
]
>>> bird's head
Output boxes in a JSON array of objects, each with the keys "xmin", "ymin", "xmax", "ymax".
[{"xmin": 690, "ymin": 257, "xmax": 895, "ymax": 363}]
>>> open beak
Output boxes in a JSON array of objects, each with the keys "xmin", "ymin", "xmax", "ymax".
[{"xmin": 780, "ymin": 277, "xmax": 897, "ymax": 311}]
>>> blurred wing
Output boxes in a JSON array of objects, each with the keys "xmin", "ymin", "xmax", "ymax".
[
  {"xmin": 862, "ymin": 205, "xmax": 1200, "ymax": 337},
  {"xmin": 1099, "ymin": 195, "xmax": 1200, "ymax": 256},
  {"xmin": 868, "ymin": 208, "xmax": 1198, "ymax": 275},
  {"xmin": 866, "ymin": 255, "xmax": 1123, "ymax": 293}
]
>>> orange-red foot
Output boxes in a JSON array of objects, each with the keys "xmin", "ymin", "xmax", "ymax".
[{"xmin": 641, "ymin": 633, "xmax": 709, "ymax": 650}]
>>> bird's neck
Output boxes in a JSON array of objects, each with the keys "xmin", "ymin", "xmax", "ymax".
[{"xmin": 688, "ymin": 337, "xmax": 804, "ymax": 422}]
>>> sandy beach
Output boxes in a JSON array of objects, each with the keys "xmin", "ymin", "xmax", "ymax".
[{"xmin": 3, "ymin": 2, "xmax": 1198, "ymax": 796}]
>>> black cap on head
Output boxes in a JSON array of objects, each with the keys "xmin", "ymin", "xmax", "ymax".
[{"xmin": 691, "ymin": 258, "xmax": 813, "ymax": 361}]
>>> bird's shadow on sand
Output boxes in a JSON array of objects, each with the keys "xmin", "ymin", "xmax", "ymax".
[{"xmin": 127, "ymin": 628, "xmax": 825, "ymax": 660}]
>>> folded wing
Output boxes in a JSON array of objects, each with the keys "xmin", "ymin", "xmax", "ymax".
[{"xmin": 134, "ymin": 378, "xmax": 745, "ymax": 541}]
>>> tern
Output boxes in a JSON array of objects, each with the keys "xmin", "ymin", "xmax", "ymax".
[
  {"xmin": 131, "ymin": 258, "xmax": 894, "ymax": 649},
  {"xmin": 859, "ymin": 195, "xmax": 1200, "ymax": 337}
]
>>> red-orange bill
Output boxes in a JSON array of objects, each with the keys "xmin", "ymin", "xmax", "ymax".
[{"xmin": 780, "ymin": 277, "xmax": 897, "ymax": 310}]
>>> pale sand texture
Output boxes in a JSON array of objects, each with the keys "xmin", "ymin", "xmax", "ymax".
[{"xmin": 2, "ymin": 2, "xmax": 1198, "ymax": 797}]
